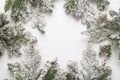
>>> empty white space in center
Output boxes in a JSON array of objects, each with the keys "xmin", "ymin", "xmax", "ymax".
[{"xmin": 38, "ymin": 0, "xmax": 88, "ymax": 68}]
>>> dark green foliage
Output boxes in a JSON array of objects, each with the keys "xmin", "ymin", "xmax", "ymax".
[
  {"xmin": 4, "ymin": 0, "xmax": 12, "ymax": 12},
  {"xmin": 8, "ymin": 63, "xmax": 21, "ymax": 73},
  {"xmin": 109, "ymin": 10, "xmax": 119, "ymax": 17},
  {"xmin": 10, "ymin": 0, "xmax": 27, "ymax": 22},
  {"xmin": 0, "ymin": 14, "xmax": 36, "ymax": 57},
  {"xmin": 4, "ymin": 0, "xmax": 55, "ymax": 34},
  {"xmin": 34, "ymin": 23, "xmax": 45, "ymax": 34},
  {"xmin": 44, "ymin": 69, "xmax": 57, "ymax": 80},
  {"xmin": 0, "ymin": 13, "xmax": 9, "ymax": 27},
  {"xmin": 38, "ymin": 0, "xmax": 55, "ymax": 14},
  {"xmin": 66, "ymin": 73, "xmax": 75, "ymax": 80},
  {"xmin": 0, "ymin": 50, "xmax": 2, "ymax": 57},
  {"xmin": 4, "ymin": 0, "xmax": 20, "ymax": 12},
  {"xmin": 119, "ymin": 54, "xmax": 120, "ymax": 60},
  {"xmin": 13, "ymin": 0, "xmax": 20, "ymax": 10},
  {"xmin": 7, "ymin": 62, "xmax": 24, "ymax": 80},
  {"xmin": 98, "ymin": 68, "xmax": 111, "ymax": 80},
  {"xmin": 43, "ymin": 60, "xmax": 58, "ymax": 80},
  {"xmin": 64, "ymin": 0, "xmax": 83, "ymax": 20},
  {"xmin": 97, "ymin": 0, "xmax": 109, "ymax": 11},
  {"xmin": 7, "ymin": 63, "xmax": 24, "ymax": 80},
  {"xmin": 0, "ymin": 24, "xmax": 33, "ymax": 57},
  {"xmin": 15, "ymin": 74, "xmax": 24, "ymax": 80},
  {"xmin": 99, "ymin": 44, "xmax": 112, "ymax": 58},
  {"xmin": 65, "ymin": 61, "xmax": 79, "ymax": 80},
  {"xmin": 29, "ymin": 0, "xmax": 38, "ymax": 7},
  {"xmin": 5, "ymin": 0, "xmax": 28, "ymax": 23}
]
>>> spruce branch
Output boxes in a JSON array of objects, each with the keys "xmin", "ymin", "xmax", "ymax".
[
  {"xmin": 41, "ymin": 59, "xmax": 59, "ymax": 80},
  {"xmin": 80, "ymin": 46, "xmax": 111, "ymax": 80},
  {"xmin": 4, "ymin": 0, "xmax": 55, "ymax": 34},
  {"xmin": 65, "ymin": 61, "xmax": 80, "ymax": 80},
  {"xmin": 6, "ymin": 45, "xmax": 41, "ymax": 80},
  {"xmin": 0, "ymin": 13, "xmax": 37, "ymax": 57},
  {"xmin": 99, "ymin": 44, "xmax": 112, "ymax": 58},
  {"xmin": 84, "ymin": 9, "xmax": 120, "ymax": 59},
  {"xmin": 64, "ymin": 0, "xmax": 109, "ymax": 28}
]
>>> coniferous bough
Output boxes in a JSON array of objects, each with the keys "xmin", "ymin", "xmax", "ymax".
[
  {"xmin": 64, "ymin": 0, "xmax": 109, "ymax": 28},
  {"xmin": 65, "ymin": 61, "xmax": 80, "ymax": 80},
  {"xmin": 64, "ymin": 0, "xmax": 114, "ymax": 60},
  {"xmin": 62, "ymin": 46, "xmax": 112, "ymax": 80},
  {"xmin": 6, "ymin": 45, "xmax": 41, "ymax": 80},
  {"xmin": 40, "ymin": 59, "xmax": 59, "ymax": 80},
  {"xmin": 66, "ymin": 46, "xmax": 111, "ymax": 80},
  {"xmin": 4, "ymin": 0, "xmax": 56, "ymax": 34},
  {"xmin": 64, "ymin": 0, "xmax": 96, "ymax": 23},
  {"xmin": 0, "ymin": 13, "xmax": 36, "ymax": 57},
  {"xmin": 84, "ymin": 9, "xmax": 120, "ymax": 59},
  {"xmin": 6, "ymin": 46, "xmax": 59, "ymax": 80},
  {"xmin": 90, "ymin": 0, "xmax": 110, "ymax": 11},
  {"xmin": 80, "ymin": 46, "xmax": 111, "ymax": 80},
  {"xmin": 0, "ymin": 13, "xmax": 9, "ymax": 57},
  {"xmin": 99, "ymin": 44, "xmax": 112, "ymax": 58},
  {"xmin": 6, "ymin": 46, "xmax": 111, "ymax": 80},
  {"xmin": 6, "ymin": 61, "xmax": 59, "ymax": 80},
  {"xmin": 52, "ymin": 46, "xmax": 111, "ymax": 80}
]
